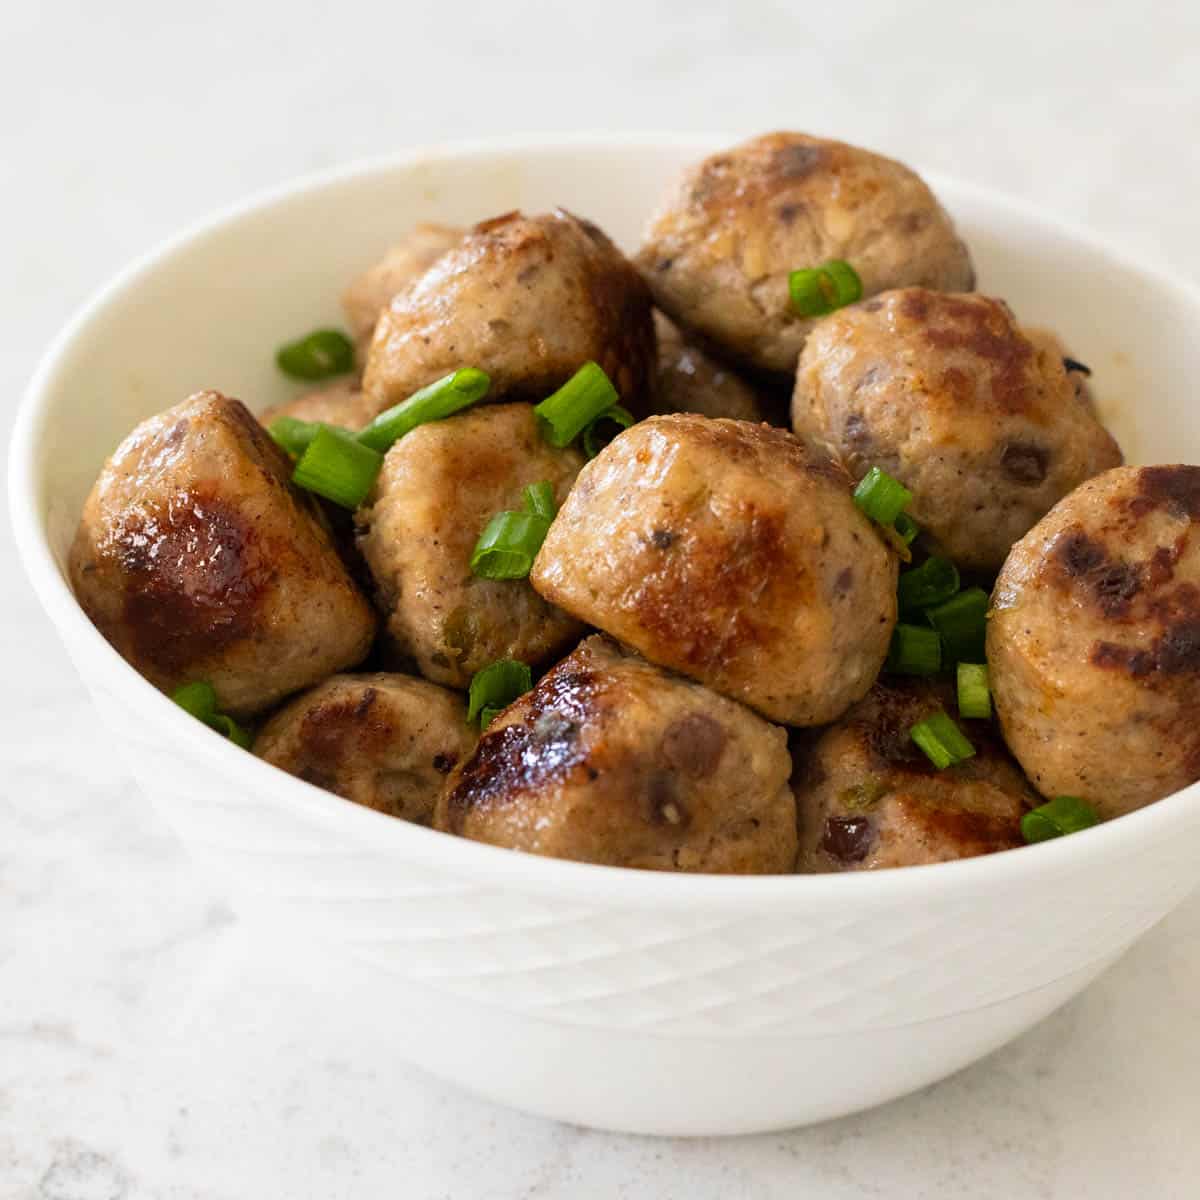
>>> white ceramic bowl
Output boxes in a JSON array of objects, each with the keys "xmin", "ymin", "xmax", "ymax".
[{"xmin": 12, "ymin": 135, "xmax": 1200, "ymax": 1136}]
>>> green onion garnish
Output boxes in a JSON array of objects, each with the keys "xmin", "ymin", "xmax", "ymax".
[
  {"xmin": 268, "ymin": 416, "xmax": 326, "ymax": 459},
  {"xmin": 1021, "ymin": 796, "xmax": 1099, "ymax": 843},
  {"xmin": 581, "ymin": 405, "xmax": 635, "ymax": 460},
  {"xmin": 522, "ymin": 481, "xmax": 558, "ymax": 521},
  {"xmin": 470, "ymin": 511, "xmax": 552, "ymax": 580},
  {"xmin": 957, "ymin": 662, "xmax": 992, "ymax": 720},
  {"xmin": 893, "ymin": 513, "xmax": 920, "ymax": 546},
  {"xmin": 357, "ymin": 367, "xmax": 491, "ymax": 453},
  {"xmin": 479, "ymin": 705, "xmax": 504, "ymax": 730},
  {"xmin": 788, "ymin": 260, "xmax": 863, "ymax": 317},
  {"xmin": 535, "ymin": 362, "xmax": 620, "ymax": 448},
  {"xmin": 171, "ymin": 681, "xmax": 252, "ymax": 749},
  {"xmin": 275, "ymin": 329, "xmax": 355, "ymax": 381},
  {"xmin": 853, "ymin": 467, "xmax": 913, "ymax": 527},
  {"xmin": 467, "ymin": 659, "xmax": 533, "ymax": 728},
  {"xmin": 910, "ymin": 710, "xmax": 976, "ymax": 770},
  {"xmin": 898, "ymin": 556, "xmax": 960, "ymax": 615},
  {"xmin": 927, "ymin": 587, "xmax": 989, "ymax": 664},
  {"xmin": 886, "ymin": 623, "xmax": 942, "ymax": 676},
  {"xmin": 292, "ymin": 426, "xmax": 383, "ymax": 510}
]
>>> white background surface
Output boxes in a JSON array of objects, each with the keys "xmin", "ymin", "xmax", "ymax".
[{"xmin": 4, "ymin": 2, "xmax": 1200, "ymax": 1196}]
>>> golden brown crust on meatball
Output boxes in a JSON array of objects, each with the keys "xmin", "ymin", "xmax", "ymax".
[
  {"xmin": 356, "ymin": 402, "xmax": 585, "ymax": 689},
  {"xmin": 254, "ymin": 673, "xmax": 475, "ymax": 823},
  {"xmin": 530, "ymin": 414, "xmax": 898, "ymax": 726},
  {"xmin": 69, "ymin": 392, "xmax": 376, "ymax": 716},
  {"xmin": 259, "ymin": 377, "xmax": 374, "ymax": 431},
  {"xmin": 988, "ymin": 465, "xmax": 1200, "ymax": 818},
  {"xmin": 651, "ymin": 311, "xmax": 765, "ymax": 422},
  {"xmin": 792, "ymin": 290, "xmax": 1123, "ymax": 572},
  {"xmin": 637, "ymin": 132, "xmax": 974, "ymax": 374},
  {"xmin": 362, "ymin": 209, "xmax": 656, "ymax": 420},
  {"xmin": 435, "ymin": 636, "xmax": 796, "ymax": 873},
  {"xmin": 794, "ymin": 681, "xmax": 1030, "ymax": 871}
]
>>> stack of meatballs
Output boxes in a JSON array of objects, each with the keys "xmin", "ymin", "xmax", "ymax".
[{"xmin": 69, "ymin": 132, "xmax": 1200, "ymax": 874}]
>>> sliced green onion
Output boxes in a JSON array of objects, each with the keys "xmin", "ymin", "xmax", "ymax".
[
  {"xmin": 292, "ymin": 426, "xmax": 383, "ymax": 510},
  {"xmin": 357, "ymin": 367, "xmax": 491, "ymax": 453},
  {"xmin": 268, "ymin": 416, "xmax": 326, "ymax": 459},
  {"xmin": 789, "ymin": 260, "xmax": 863, "ymax": 317},
  {"xmin": 275, "ymin": 329, "xmax": 355, "ymax": 381},
  {"xmin": 467, "ymin": 659, "xmax": 533, "ymax": 727},
  {"xmin": 479, "ymin": 705, "xmax": 504, "ymax": 730},
  {"xmin": 582, "ymin": 405, "xmax": 635, "ymax": 460},
  {"xmin": 470, "ymin": 511, "xmax": 551, "ymax": 579},
  {"xmin": 535, "ymin": 362, "xmax": 620, "ymax": 448},
  {"xmin": 893, "ymin": 513, "xmax": 920, "ymax": 545},
  {"xmin": 898, "ymin": 556, "xmax": 960, "ymax": 615},
  {"xmin": 171, "ymin": 681, "xmax": 252, "ymax": 748},
  {"xmin": 207, "ymin": 712, "xmax": 255, "ymax": 750},
  {"xmin": 886, "ymin": 623, "xmax": 942, "ymax": 676},
  {"xmin": 957, "ymin": 662, "xmax": 992, "ymax": 719},
  {"xmin": 522, "ymin": 481, "xmax": 558, "ymax": 521},
  {"xmin": 1022, "ymin": 796, "xmax": 1099, "ymax": 843},
  {"xmin": 853, "ymin": 467, "xmax": 913, "ymax": 527},
  {"xmin": 910, "ymin": 710, "xmax": 976, "ymax": 770},
  {"xmin": 927, "ymin": 587, "xmax": 989, "ymax": 663}
]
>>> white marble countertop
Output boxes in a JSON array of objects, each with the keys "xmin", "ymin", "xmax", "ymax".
[{"xmin": 5, "ymin": 2, "xmax": 1200, "ymax": 1196}]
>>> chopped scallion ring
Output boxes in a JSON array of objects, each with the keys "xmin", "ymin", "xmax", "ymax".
[
  {"xmin": 897, "ymin": 555, "xmax": 960, "ymax": 615},
  {"xmin": 171, "ymin": 681, "xmax": 252, "ymax": 748},
  {"xmin": 470, "ymin": 511, "xmax": 551, "ymax": 579},
  {"xmin": 535, "ymin": 362, "xmax": 620, "ymax": 448},
  {"xmin": 292, "ymin": 426, "xmax": 383, "ymax": 510},
  {"xmin": 910, "ymin": 710, "xmax": 976, "ymax": 769},
  {"xmin": 853, "ymin": 467, "xmax": 913, "ymax": 527},
  {"xmin": 357, "ymin": 367, "xmax": 491, "ymax": 453},
  {"xmin": 927, "ymin": 587, "xmax": 989, "ymax": 664},
  {"xmin": 893, "ymin": 512, "xmax": 920, "ymax": 545},
  {"xmin": 478, "ymin": 705, "xmax": 504, "ymax": 730},
  {"xmin": 886, "ymin": 623, "xmax": 942, "ymax": 676},
  {"xmin": 522, "ymin": 481, "xmax": 558, "ymax": 521},
  {"xmin": 467, "ymin": 659, "xmax": 533, "ymax": 728},
  {"xmin": 956, "ymin": 662, "xmax": 992, "ymax": 719},
  {"xmin": 788, "ymin": 260, "xmax": 863, "ymax": 317},
  {"xmin": 1021, "ymin": 796, "xmax": 1099, "ymax": 843},
  {"xmin": 275, "ymin": 329, "xmax": 355, "ymax": 381},
  {"xmin": 582, "ymin": 405, "xmax": 635, "ymax": 459},
  {"xmin": 268, "ymin": 416, "xmax": 326, "ymax": 459}
]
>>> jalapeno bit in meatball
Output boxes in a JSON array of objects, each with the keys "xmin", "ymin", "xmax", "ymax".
[
  {"xmin": 793, "ymin": 289, "xmax": 1123, "ymax": 572},
  {"xmin": 436, "ymin": 636, "xmax": 796, "ymax": 872},
  {"xmin": 254, "ymin": 673, "xmax": 475, "ymax": 823},
  {"xmin": 69, "ymin": 392, "xmax": 376, "ymax": 716},
  {"xmin": 794, "ymin": 680, "xmax": 1032, "ymax": 872},
  {"xmin": 363, "ymin": 209, "xmax": 656, "ymax": 420},
  {"xmin": 637, "ymin": 132, "xmax": 974, "ymax": 375},
  {"xmin": 988, "ymin": 465, "xmax": 1200, "ymax": 818},
  {"xmin": 531, "ymin": 414, "xmax": 897, "ymax": 726}
]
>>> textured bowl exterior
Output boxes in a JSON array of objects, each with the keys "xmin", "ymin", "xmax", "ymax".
[{"xmin": 12, "ymin": 136, "xmax": 1200, "ymax": 1134}]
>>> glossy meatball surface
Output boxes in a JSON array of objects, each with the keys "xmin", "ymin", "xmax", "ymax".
[
  {"xmin": 651, "ymin": 311, "xmax": 765, "ymax": 423},
  {"xmin": 531, "ymin": 415, "xmax": 897, "ymax": 725},
  {"xmin": 254, "ymin": 673, "xmax": 475, "ymax": 823},
  {"xmin": 436, "ymin": 636, "xmax": 796, "ymax": 872},
  {"xmin": 988, "ymin": 465, "xmax": 1200, "ymax": 818},
  {"xmin": 792, "ymin": 289, "xmax": 1123, "ymax": 571},
  {"xmin": 637, "ymin": 132, "xmax": 974, "ymax": 374},
  {"xmin": 69, "ymin": 392, "xmax": 376, "ymax": 716},
  {"xmin": 794, "ymin": 681, "xmax": 1031, "ymax": 871},
  {"xmin": 356, "ymin": 402, "xmax": 585, "ymax": 689},
  {"xmin": 363, "ymin": 209, "xmax": 656, "ymax": 419}
]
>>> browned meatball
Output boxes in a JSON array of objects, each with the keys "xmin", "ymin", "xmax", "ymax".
[
  {"xmin": 651, "ymin": 311, "xmax": 765, "ymax": 422},
  {"xmin": 637, "ymin": 132, "xmax": 974, "ymax": 374},
  {"xmin": 794, "ymin": 681, "xmax": 1031, "ymax": 871},
  {"xmin": 259, "ymin": 377, "xmax": 374, "ymax": 430},
  {"xmin": 792, "ymin": 290, "xmax": 1123, "ymax": 572},
  {"xmin": 341, "ymin": 222, "xmax": 463, "ymax": 355},
  {"xmin": 531, "ymin": 415, "xmax": 897, "ymax": 726},
  {"xmin": 988, "ymin": 465, "xmax": 1200, "ymax": 818},
  {"xmin": 356, "ymin": 402, "xmax": 585, "ymax": 689},
  {"xmin": 69, "ymin": 392, "xmax": 376, "ymax": 716},
  {"xmin": 362, "ymin": 209, "xmax": 656, "ymax": 420},
  {"xmin": 254, "ymin": 673, "xmax": 475, "ymax": 823},
  {"xmin": 435, "ymin": 636, "xmax": 796, "ymax": 872}
]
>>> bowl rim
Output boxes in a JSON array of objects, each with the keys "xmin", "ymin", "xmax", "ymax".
[{"xmin": 11, "ymin": 131, "xmax": 1200, "ymax": 910}]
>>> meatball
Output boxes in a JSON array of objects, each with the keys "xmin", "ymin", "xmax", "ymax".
[
  {"xmin": 254, "ymin": 673, "xmax": 475, "ymax": 823},
  {"xmin": 636, "ymin": 132, "xmax": 973, "ymax": 374},
  {"xmin": 356, "ymin": 402, "xmax": 585, "ymax": 689},
  {"xmin": 69, "ymin": 392, "xmax": 376, "ymax": 716},
  {"xmin": 259, "ymin": 376, "xmax": 374, "ymax": 430},
  {"xmin": 362, "ymin": 209, "xmax": 656, "ymax": 420},
  {"xmin": 531, "ymin": 415, "xmax": 897, "ymax": 725},
  {"xmin": 435, "ymin": 635, "xmax": 796, "ymax": 872},
  {"xmin": 651, "ymin": 311, "xmax": 765, "ymax": 422},
  {"xmin": 792, "ymin": 290, "xmax": 1123, "ymax": 572},
  {"xmin": 988, "ymin": 465, "xmax": 1200, "ymax": 818},
  {"xmin": 341, "ymin": 222, "xmax": 463, "ymax": 354},
  {"xmin": 794, "ymin": 681, "xmax": 1031, "ymax": 871}
]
